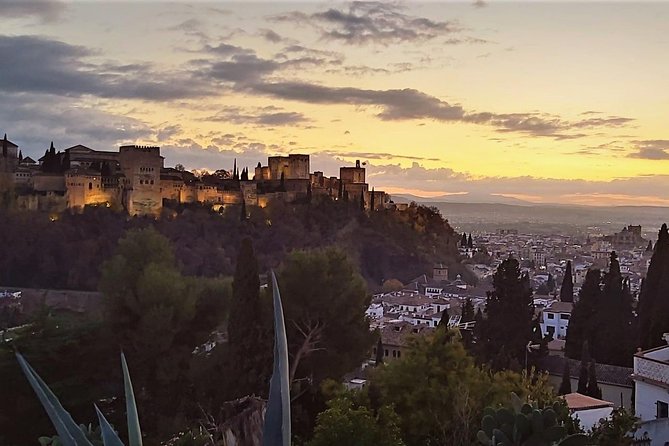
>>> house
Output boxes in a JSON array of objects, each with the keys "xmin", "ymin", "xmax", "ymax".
[
  {"xmin": 633, "ymin": 334, "xmax": 669, "ymax": 445},
  {"xmin": 372, "ymin": 321, "xmax": 433, "ymax": 361},
  {"xmin": 539, "ymin": 301, "xmax": 573, "ymax": 340},
  {"xmin": 563, "ymin": 393, "xmax": 614, "ymax": 431}
]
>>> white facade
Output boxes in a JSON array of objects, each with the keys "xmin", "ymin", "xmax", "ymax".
[
  {"xmin": 539, "ymin": 302, "xmax": 572, "ymax": 340},
  {"xmin": 633, "ymin": 337, "xmax": 669, "ymax": 445}
]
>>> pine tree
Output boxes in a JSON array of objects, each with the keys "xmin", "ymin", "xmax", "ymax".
[
  {"xmin": 565, "ymin": 269, "xmax": 601, "ymax": 359},
  {"xmin": 467, "ymin": 233, "xmax": 473, "ymax": 248},
  {"xmin": 240, "ymin": 167, "xmax": 248, "ymax": 181},
  {"xmin": 18, "ymin": 150, "xmax": 22, "ymax": 162},
  {"xmin": 461, "ymin": 233, "xmax": 468, "ymax": 247},
  {"xmin": 586, "ymin": 360, "xmax": 602, "ymax": 399},
  {"xmin": 375, "ymin": 336, "xmax": 384, "ymax": 366},
  {"xmin": 639, "ymin": 224, "xmax": 669, "ymax": 349},
  {"xmin": 476, "ymin": 258, "xmax": 535, "ymax": 370},
  {"xmin": 559, "ymin": 361, "xmax": 572, "ymax": 395},
  {"xmin": 226, "ymin": 238, "xmax": 270, "ymax": 398},
  {"xmin": 577, "ymin": 341, "xmax": 590, "ymax": 394},
  {"xmin": 560, "ymin": 261, "xmax": 574, "ymax": 302}
]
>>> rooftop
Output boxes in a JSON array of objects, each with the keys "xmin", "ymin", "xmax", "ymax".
[{"xmin": 563, "ymin": 393, "xmax": 614, "ymax": 411}]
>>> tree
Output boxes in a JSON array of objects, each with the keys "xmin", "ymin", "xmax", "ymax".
[
  {"xmin": 560, "ymin": 261, "xmax": 574, "ymax": 302},
  {"xmin": 476, "ymin": 258, "xmax": 535, "ymax": 370},
  {"xmin": 225, "ymin": 238, "xmax": 272, "ymax": 399},
  {"xmin": 278, "ymin": 248, "xmax": 374, "ymax": 388},
  {"xmin": 99, "ymin": 227, "xmax": 227, "ymax": 432},
  {"xmin": 462, "ymin": 298, "xmax": 475, "ymax": 322},
  {"xmin": 594, "ymin": 252, "xmax": 635, "ymax": 366},
  {"xmin": 586, "ymin": 360, "xmax": 602, "ymax": 399},
  {"xmin": 308, "ymin": 390, "xmax": 405, "ymax": 446},
  {"xmin": 646, "ymin": 240, "xmax": 653, "ymax": 252},
  {"xmin": 639, "ymin": 224, "xmax": 669, "ymax": 349},
  {"xmin": 577, "ymin": 342, "xmax": 590, "ymax": 395},
  {"xmin": 547, "ymin": 273, "xmax": 556, "ymax": 293},
  {"xmin": 382, "ymin": 279, "xmax": 404, "ymax": 293},
  {"xmin": 438, "ymin": 307, "xmax": 450, "ymax": 328},
  {"xmin": 565, "ymin": 269, "xmax": 601, "ymax": 359},
  {"xmin": 559, "ymin": 361, "xmax": 572, "ymax": 395},
  {"xmin": 461, "ymin": 233, "xmax": 468, "ymax": 247},
  {"xmin": 467, "ymin": 233, "xmax": 473, "ymax": 249},
  {"xmin": 175, "ymin": 163, "xmax": 185, "ymax": 171},
  {"xmin": 240, "ymin": 166, "xmax": 249, "ymax": 181},
  {"xmin": 375, "ymin": 336, "xmax": 384, "ymax": 366},
  {"xmin": 589, "ymin": 407, "xmax": 639, "ymax": 446}
]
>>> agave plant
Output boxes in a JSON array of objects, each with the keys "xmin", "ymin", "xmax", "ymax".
[{"xmin": 18, "ymin": 270, "xmax": 292, "ymax": 446}]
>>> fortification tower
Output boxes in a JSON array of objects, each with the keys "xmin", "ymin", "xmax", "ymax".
[{"xmin": 119, "ymin": 145, "xmax": 163, "ymax": 216}]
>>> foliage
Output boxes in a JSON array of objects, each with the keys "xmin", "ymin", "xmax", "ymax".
[
  {"xmin": 560, "ymin": 262, "xmax": 574, "ymax": 303},
  {"xmin": 565, "ymin": 271, "xmax": 601, "ymax": 360},
  {"xmin": 558, "ymin": 362, "xmax": 572, "ymax": 396},
  {"xmin": 476, "ymin": 258, "xmax": 537, "ymax": 370},
  {"xmin": 368, "ymin": 329, "xmax": 561, "ymax": 446},
  {"xmin": 476, "ymin": 394, "xmax": 590, "ymax": 446},
  {"xmin": 588, "ymin": 407, "xmax": 638, "ymax": 446},
  {"xmin": 308, "ymin": 390, "xmax": 404, "ymax": 446},
  {"xmin": 638, "ymin": 223, "xmax": 669, "ymax": 349}
]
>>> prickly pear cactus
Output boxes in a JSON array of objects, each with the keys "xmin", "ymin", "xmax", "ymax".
[{"xmin": 476, "ymin": 394, "xmax": 591, "ymax": 446}]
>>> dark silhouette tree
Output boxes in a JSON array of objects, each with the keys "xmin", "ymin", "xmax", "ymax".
[
  {"xmin": 559, "ymin": 361, "xmax": 572, "ymax": 395},
  {"xmin": 646, "ymin": 240, "xmax": 653, "ymax": 252},
  {"xmin": 560, "ymin": 261, "xmax": 574, "ymax": 302},
  {"xmin": 375, "ymin": 336, "xmax": 384, "ymax": 366},
  {"xmin": 438, "ymin": 307, "xmax": 450, "ymax": 328},
  {"xmin": 461, "ymin": 233, "xmax": 468, "ymax": 247},
  {"xmin": 226, "ymin": 238, "xmax": 271, "ymax": 399},
  {"xmin": 547, "ymin": 273, "xmax": 555, "ymax": 293},
  {"xmin": 586, "ymin": 360, "xmax": 602, "ymax": 399},
  {"xmin": 565, "ymin": 269, "xmax": 601, "ymax": 359},
  {"xmin": 240, "ymin": 166, "xmax": 248, "ymax": 181},
  {"xmin": 577, "ymin": 341, "xmax": 591, "ymax": 394},
  {"xmin": 639, "ymin": 224, "xmax": 669, "ymax": 349},
  {"xmin": 476, "ymin": 258, "xmax": 535, "ymax": 370},
  {"xmin": 462, "ymin": 298, "xmax": 475, "ymax": 322},
  {"xmin": 467, "ymin": 233, "xmax": 473, "ymax": 248}
]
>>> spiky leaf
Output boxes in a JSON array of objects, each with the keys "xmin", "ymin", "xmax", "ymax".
[
  {"xmin": 94, "ymin": 405, "xmax": 124, "ymax": 446},
  {"xmin": 121, "ymin": 353, "xmax": 142, "ymax": 446}
]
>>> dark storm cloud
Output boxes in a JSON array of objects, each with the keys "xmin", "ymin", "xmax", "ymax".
[
  {"xmin": 203, "ymin": 106, "xmax": 310, "ymax": 126},
  {"xmin": 0, "ymin": 35, "xmax": 212, "ymax": 100},
  {"xmin": 628, "ymin": 140, "xmax": 669, "ymax": 160},
  {"xmin": 0, "ymin": 0, "xmax": 65, "ymax": 22},
  {"xmin": 273, "ymin": 1, "xmax": 460, "ymax": 45}
]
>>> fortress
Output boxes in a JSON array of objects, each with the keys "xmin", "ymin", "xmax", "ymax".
[{"xmin": 0, "ymin": 134, "xmax": 390, "ymax": 216}]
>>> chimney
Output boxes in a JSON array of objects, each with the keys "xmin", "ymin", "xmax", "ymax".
[{"xmin": 356, "ymin": 159, "xmax": 360, "ymax": 168}]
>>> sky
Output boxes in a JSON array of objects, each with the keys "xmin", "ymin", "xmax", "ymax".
[{"xmin": 1, "ymin": 0, "xmax": 669, "ymax": 206}]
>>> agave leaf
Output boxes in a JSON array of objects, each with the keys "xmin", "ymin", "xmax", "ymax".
[
  {"xmin": 262, "ymin": 271, "xmax": 291, "ymax": 446},
  {"xmin": 120, "ymin": 353, "xmax": 142, "ymax": 446},
  {"xmin": 16, "ymin": 353, "xmax": 94, "ymax": 446},
  {"xmin": 94, "ymin": 405, "xmax": 124, "ymax": 446}
]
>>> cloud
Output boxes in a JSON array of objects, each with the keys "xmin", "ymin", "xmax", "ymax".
[
  {"xmin": 0, "ymin": 93, "xmax": 152, "ymax": 158},
  {"xmin": 260, "ymin": 29, "xmax": 285, "ymax": 43},
  {"xmin": 628, "ymin": 140, "xmax": 669, "ymax": 160},
  {"xmin": 472, "ymin": 0, "xmax": 487, "ymax": 8},
  {"xmin": 320, "ymin": 150, "xmax": 441, "ymax": 162},
  {"xmin": 0, "ymin": 35, "xmax": 212, "ymax": 100},
  {"xmin": 203, "ymin": 106, "xmax": 310, "ymax": 126},
  {"xmin": 273, "ymin": 2, "xmax": 461, "ymax": 45},
  {"xmin": 0, "ymin": 0, "xmax": 65, "ymax": 22},
  {"xmin": 246, "ymin": 81, "xmax": 633, "ymax": 139}
]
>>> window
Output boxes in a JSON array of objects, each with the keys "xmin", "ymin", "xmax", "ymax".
[
  {"xmin": 397, "ymin": 351, "xmax": 401, "ymax": 358},
  {"xmin": 384, "ymin": 349, "xmax": 389, "ymax": 357},
  {"xmin": 658, "ymin": 401, "xmax": 669, "ymax": 419},
  {"xmin": 547, "ymin": 313, "xmax": 555, "ymax": 319},
  {"xmin": 88, "ymin": 182, "xmax": 92, "ymax": 190},
  {"xmin": 560, "ymin": 314, "xmax": 570, "ymax": 320},
  {"xmin": 547, "ymin": 326, "xmax": 555, "ymax": 336}
]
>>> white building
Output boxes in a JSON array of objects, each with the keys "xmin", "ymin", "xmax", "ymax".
[
  {"xmin": 633, "ymin": 334, "xmax": 669, "ymax": 445},
  {"xmin": 539, "ymin": 301, "xmax": 573, "ymax": 340}
]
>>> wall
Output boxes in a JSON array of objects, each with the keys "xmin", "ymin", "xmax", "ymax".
[
  {"xmin": 547, "ymin": 375, "xmax": 633, "ymax": 410},
  {"xmin": 636, "ymin": 380, "xmax": 669, "ymax": 422}
]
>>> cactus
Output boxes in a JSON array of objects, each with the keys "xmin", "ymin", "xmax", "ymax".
[{"xmin": 477, "ymin": 393, "xmax": 592, "ymax": 446}]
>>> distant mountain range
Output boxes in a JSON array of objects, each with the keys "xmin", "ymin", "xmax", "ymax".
[{"xmin": 393, "ymin": 193, "xmax": 533, "ymax": 206}]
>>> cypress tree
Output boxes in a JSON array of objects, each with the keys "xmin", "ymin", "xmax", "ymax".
[
  {"xmin": 547, "ymin": 273, "xmax": 555, "ymax": 293},
  {"xmin": 586, "ymin": 360, "xmax": 602, "ymax": 399},
  {"xmin": 226, "ymin": 238, "xmax": 270, "ymax": 398},
  {"xmin": 461, "ymin": 233, "xmax": 468, "ymax": 247},
  {"xmin": 476, "ymin": 258, "xmax": 535, "ymax": 369},
  {"xmin": 639, "ymin": 224, "xmax": 669, "ymax": 349},
  {"xmin": 438, "ymin": 307, "xmax": 450, "ymax": 328},
  {"xmin": 560, "ymin": 261, "xmax": 574, "ymax": 302},
  {"xmin": 646, "ymin": 240, "xmax": 653, "ymax": 252},
  {"xmin": 577, "ymin": 341, "xmax": 590, "ymax": 394},
  {"xmin": 375, "ymin": 336, "xmax": 384, "ymax": 366},
  {"xmin": 595, "ymin": 252, "xmax": 635, "ymax": 366},
  {"xmin": 559, "ymin": 361, "xmax": 572, "ymax": 395},
  {"xmin": 18, "ymin": 150, "xmax": 22, "ymax": 162},
  {"xmin": 467, "ymin": 233, "xmax": 473, "ymax": 248},
  {"xmin": 462, "ymin": 298, "xmax": 475, "ymax": 322},
  {"xmin": 565, "ymin": 269, "xmax": 601, "ymax": 359}
]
